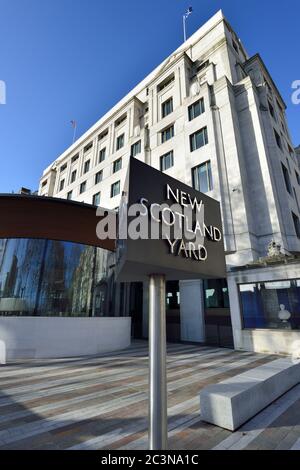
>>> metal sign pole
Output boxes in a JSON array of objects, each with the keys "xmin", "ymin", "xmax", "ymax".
[{"xmin": 148, "ymin": 274, "xmax": 168, "ymax": 450}]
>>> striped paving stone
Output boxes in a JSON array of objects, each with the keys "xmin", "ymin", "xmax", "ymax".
[
  {"xmin": 1, "ymin": 341, "xmax": 297, "ymax": 450},
  {"xmin": 0, "ymin": 349, "xmax": 266, "ymax": 423},
  {"xmin": 0, "ymin": 348, "xmax": 249, "ymax": 408},
  {"xmin": 0, "ymin": 352, "xmax": 256, "ymax": 435}
]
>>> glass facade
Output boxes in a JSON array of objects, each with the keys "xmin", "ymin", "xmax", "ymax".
[
  {"xmin": 0, "ymin": 238, "xmax": 116, "ymax": 317},
  {"xmin": 239, "ymin": 280, "xmax": 300, "ymax": 330}
]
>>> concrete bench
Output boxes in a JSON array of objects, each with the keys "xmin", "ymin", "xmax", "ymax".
[{"xmin": 200, "ymin": 358, "xmax": 300, "ymax": 431}]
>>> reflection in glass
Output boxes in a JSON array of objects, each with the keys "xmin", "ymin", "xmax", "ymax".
[
  {"xmin": 239, "ymin": 280, "xmax": 300, "ymax": 330},
  {"xmin": 0, "ymin": 238, "xmax": 116, "ymax": 317},
  {"xmin": 204, "ymin": 279, "xmax": 229, "ymax": 308}
]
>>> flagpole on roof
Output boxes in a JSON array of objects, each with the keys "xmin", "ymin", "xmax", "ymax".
[{"xmin": 183, "ymin": 6, "xmax": 193, "ymax": 42}]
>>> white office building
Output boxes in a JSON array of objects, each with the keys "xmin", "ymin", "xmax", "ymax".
[{"xmin": 38, "ymin": 10, "xmax": 300, "ymax": 355}]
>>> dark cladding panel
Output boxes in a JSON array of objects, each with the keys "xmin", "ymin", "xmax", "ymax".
[{"xmin": 0, "ymin": 194, "xmax": 115, "ymax": 252}]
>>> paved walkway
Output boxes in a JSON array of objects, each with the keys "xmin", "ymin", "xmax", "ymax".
[{"xmin": 0, "ymin": 341, "xmax": 299, "ymax": 450}]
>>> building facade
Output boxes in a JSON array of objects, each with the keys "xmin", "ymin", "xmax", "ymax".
[{"xmin": 38, "ymin": 10, "xmax": 300, "ymax": 355}]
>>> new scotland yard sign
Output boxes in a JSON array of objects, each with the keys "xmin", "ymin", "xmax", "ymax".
[{"xmin": 115, "ymin": 157, "xmax": 226, "ymax": 282}]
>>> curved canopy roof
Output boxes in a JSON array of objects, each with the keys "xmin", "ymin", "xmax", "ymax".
[{"xmin": 0, "ymin": 194, "xmax": 115, "ymax": 252}]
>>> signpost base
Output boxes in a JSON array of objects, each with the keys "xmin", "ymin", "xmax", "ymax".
[{"xmin": 149, "ymin": 274, "xmax": 168, "ymax": 450}]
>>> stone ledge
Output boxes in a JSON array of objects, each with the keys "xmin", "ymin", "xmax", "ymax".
[{"xmin": 200, "ymin": 358, "xmax": 300, "ymax": 431}]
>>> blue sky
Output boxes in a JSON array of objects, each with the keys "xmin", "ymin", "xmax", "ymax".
[{"xmin": 0, "ymin": 0, "xmax": 299, "ymax": 193}]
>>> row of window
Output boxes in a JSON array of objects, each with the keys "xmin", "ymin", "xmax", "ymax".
[
  {"xmin": 87, "ymin": 159, "xmax": 213, "ymax": 208},
  {"xmin": 159, "ymin": 147, "xmax": 213, "ymax": 193},
  {"xmin": 281, "ymin": 161, "xmax": 300, "ymax": 203},
  {"xmin": 274, "ymin": 126, "xmax": 295, "ymax": 162},
  {"xmin": 65, "ymin": 164, "xmax": 121, "ymax": 195},
  {"xmin": 52, "ymin": 97, "xmax": 206, "ymax": 193},
  {"xmin": 91, "ymin": 179, "xmax": 121, "ymax": 205},
  {"xmin": 59, "ymin": 155, "xmax": 123, "ymax": 192},
  {"xmin": 159, "ymin": 125, "xmax": 208, "ymax": 172},
  {"xmin": 281, "ymin": 163, "xmax": 300, "ymax": 237},
  {"xmin": 66, "ymin": 179, "xmax": 121, "ymax": 206},
  {"xmin": 161, "ymin": 96, "xmax": 205, "ymax": 121},
  {"xmin": 94, "ymin": 184, "xmax": 300, "ymax": 235},
  {"xmin": 58, "ymin": 139, "xmax": 142, "ymax": 191},
  {"xmin": 59, "ymin": 122, "xmax": 208, "ymax": 195}
]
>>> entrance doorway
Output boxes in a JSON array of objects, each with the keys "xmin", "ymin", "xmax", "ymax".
[{"xmin": 203, "ymin": 279, "xmax": 234, "ymax": 348}]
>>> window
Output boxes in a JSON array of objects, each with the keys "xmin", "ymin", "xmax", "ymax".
[
  {"xmin": 113, "ymin": 158, "xmax": 122, "ymax": 173},
  {"xmin": 157, "ymin": 74, "xmax": 174, "ymax": 92},
  {"xmin": 161, "ymin": 98, "xmax": 173, "ymax": 118},
  {"xmin": 282, "ymin": 163, "xmax": 292, "ymax": 194},
  {"xmin": 95, "ymin": 170, "xmax": 103, "ymax": 185},
  {"xmin": 232, "ymin": 40, "xmax": 239, "ymax": 53},
  {"xmin": 197, "ymin": 60, "xmax": 209, "ymax": 73},
  {"xmin": 265, "ymin": 78, "xmax": 272, "ymax": 94},
  {"xmin": 166, "ymin": 281, "xmax": 180, "ymax": 309},
  {"xmin": 84, "ymin": 142, "xmax": 93, "ymax": 153},
  {"xmin": 292, "ymin": 212, "xmax": 300, "ymax": 238},
  {"xmin": 70, "ymin": 170, "xmax": 77, "ymax": 183},
  {"xmin": 67, "ymin": 191, "xmax": 72, "ymax": 200},
  {"xmin": 293, "ymin": 188, "xmax": 300, "ymax": 213},
  {"xmin": 60, "ymin": 163, "xmax": 67, "ymax": 172},
  {"xmin": 71, "ymin": 153, "xmax": 79, "ymax": 163},
  {"xmin": 239, "ymin": 280, "xmax": 300, "ymax": 330},
  {"xmin": 41, "ymin": 180, "xmax": 47, "ymax": 187},
  {"xmin": 190, "ymin": 127, "xmax": 208, "ymax": 152},
  {"xmin": 99, "ymin": 147, "xmax": 106, "ymax": 163},
  {"xmin": 192, "ymin": 161, "xmax": 213, "ymax": 193},
  {"xmin": 98, "ymin": 129, "xmax": 108, "ymax": 140},
  {"xmin": 268, "ymin": 101, "xmax": 276, "ymax": 120},
  {"xmin": 204, "ymin": 279, "xmax": 229, "ymax": 308},
  {"xmin": 131, "ymin": 140, "xmax": 141, "ymax": 157},
  {"xmin": 160, "ymin": 151, "xmax": 174, "ymax": 171},
  {"xmin": 274, "ymin": 129, "xmax": 282, "ymax": 150},
  {"xmin": 116, "ymin": 133, "xmax": 124, "ymax": 151},
  {"xmin": 296, "ymin": 171, "xmax": 300, "ymax": 185},
  {"xmin": 92, "ymin": 192, "xmax": 101, "ymax": 206},
  {"xmin": 84, "ymin": 160, "xmax": 90, "ymax": 174},
  {"xmin": 80, "ymin": 181, "xmax": 86, "ymax": 194},
  {"xmin": 111, "ymin": 180, "xmax": 120, "ymax": 198},
  {"xmin": 188, "ymin": 98, "xmax": 205, "ymax": 121},
  {"xmin": 276, "ymin": 99, "xmax": 284, "ymax": 115},
  {"xmin": 161, "ymin": 125, "xmax": 174, "ymax": 143},
  {"xmin": 288, "ymin": 144, "xmax": 294, "ymax": 158},
  {"xmin": 59, "ymin": 179, "xmax": 65, "ymax": 191},
  {"xmin": 115, "ymin": 114, "xmax": 127, "ymax": 127}
]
